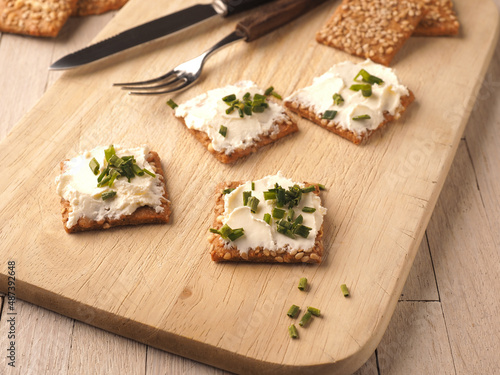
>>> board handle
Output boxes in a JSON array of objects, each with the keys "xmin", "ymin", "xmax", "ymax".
[{"xmin": 235, "ymin": 0, "xmax": 328, "ymax": 42}]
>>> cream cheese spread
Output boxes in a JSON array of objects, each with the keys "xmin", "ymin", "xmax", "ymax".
[
  {"xmin": 55, "ymin": 145, "xmax": 165, "ymax": 229},
  {"xmin": 221, "ymin": 173, "xmax": 327, "ymax": 253},
  {"xmin": 284, "ymin": 60, "xmax": 409, "ymax": 135},
  {"xmin": 175, "ymin": 81, "xmax": 289, "ymax": 155}
]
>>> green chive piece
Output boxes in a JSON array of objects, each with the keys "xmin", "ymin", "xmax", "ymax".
[
  {"xmin": 209, "ymin": 228, "xmax": 220, "ymax": 234},
  {"xmin": 301, "ymin": 185, "xmax": 315, "ymax": 194},
  {"xmin": 307, "ymin": 306, "xmax": 321, "ymax": 317},
  {"xmin": 298, "ymin": 277, "xmax": 308, "ymax": 291},
  {"xmin": 143, "ymin": 168, "xmax": 156, "ymax": 177},
  {"xmin": 242, "ymin": 92, "xmax": 251, "ymax": 101},
  {"xmin": 263, "ymin": 191, "xmax": 277, "ymax": 200},
  {"xmin": 264, "ymin": 86, "xmax": 274, "ymax": 96},
  {"xmin": 228, "ymin": 228, "xmax": 245, "ymax": 241},
  {"xmin": 243, "ymin": 191, "xmax": 252, "ymax": 206},
  {"xmin": 271, "ymin": 91, "xmax": 282, "ymax": 100},
  {"xmin": 350, "ymin": 83, "xmax": 372, "ymax": 97},
  {"xmin": 295, "ymin": 225, "xmax": 311, "ymax": 239},
  {"xmin": 166, "ymin": 99, "xmax": 178, "ymax": 109},
  {"xmin": 354, "ymin": 69, "xmax": 384, "ymax": 85},
  {"xmin": 332, "ymin": 93, "xmax": 344, "ymax": 105},
  {"xmin": 341, "ymin": 284, "xmax": 350, "ymax": 297},
  {"xmin": 323, "ymin": 110, "xmax": 337, "ymax": 120},
  {"xmin": 352, "ymin": 114, "xmax": 371, "ymax": 121},
  {"xmin": 318, "ymin": 184, "xmax": 326, "ymax": 191},
  {"xmin": 219, "ymin": 125, "xmax": 227, "ymax": 137},
  {"xmin": 222, "ymin": 94, "xmax": 236, "ymax": 102},
  {"xmin": 287, "ymin": 305, "xmax": 300, "ymax": 318},
  {"xmin": 219, "ymin": 224, "xmax": 232, "ymax": 239},
  {"xmin": 254, "ymin": 93, "xmax": 266, "ymax": 102},
  {"xmin": 251, "ymin": 181, "xmax": 255, "ymax": 190},
  {"xmin": 272, "ymin": 207, "xmax": 286, "ymax": 219},
  {"xmin": 107, "ymin": 170, "xmax": 119, "ymax": 187},
  {"xmin": 247, "ymin": 196, "xmax": 260, "ymax": 213},
  {"xmin": 104, "ymin": 145, "xmax": 115, "ymax": 162},
  {"xmin": 299, "ymin": 311, "xmax": 312, "ymax": 327},
  {"xmin": 243, "ymin": 104, "xmax": 252, "ymax": 116},
  {"xmin": 302, "ymin": 207, "xmax": 316, "ymax": 213},
  {"xmin": 263, "ymin": 213, "xmax": 271, "ymax": 225},
  {"xmin": 294, "ymin": 214, "xmax": 303, "ymax": 225},
  {"xmin": 223, "ymin": 188, "xmax": 235, "ymax": 195},
  {"xmin": 97, "ymin": 167, "xmax": 108, "ymax": 183},
  {"xmin": 101, "ymin": 190, "xmax": 116, "ymax": 201},
  {"xmin": 89, "ymin": 158, "xmax": 100, "ymax": 175},
  {"xmin": 225, "ymin": 106, "xmax": 235, "ymax": 115},
  {"xmin": 288, "ymin": 324, "xmax": 298, "ymax": 339},
  {"xmin": 132, "ymin": 164, "xmax": 145, "ymax": 176}
]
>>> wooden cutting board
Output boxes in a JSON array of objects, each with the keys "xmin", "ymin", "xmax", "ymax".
[{"xmin": 0, "ymin": 0, "xmax": 498, "ymax": 373}]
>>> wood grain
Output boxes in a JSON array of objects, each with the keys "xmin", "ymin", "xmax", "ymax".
[{"xmin": 0, "ymin": 0, "xmax": 498, "ymax": 375}]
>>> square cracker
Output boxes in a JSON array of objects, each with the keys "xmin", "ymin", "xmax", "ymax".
[
  {"xmin": 209, "ymin": 182, "xmax": 324, "ymax": 263},
  {"xmin": 72, "ymin": 0, "xmax": 128, "ymax": 16},
  {"xmin": 414, "ymin": 0, "xmax": 459, "ymax": 36},
  {"xmin": 60, "ymin": 150, "xmax": 171, "ymax": 233},
  {"xmin": 316, "ymin": 0, "xmax": 426, "ymax": 66},
  {"xmin": 0, "ymin": 0, "xmax": 78, "ymax": 37}
]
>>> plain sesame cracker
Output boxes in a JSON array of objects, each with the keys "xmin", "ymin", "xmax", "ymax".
[
  {"xmin": 0, "ymin": 0, "xmax": 78, "ymax": 37},
  {"xmin": 72, "ymin": 0, "xmax": 128, "ymax": 16},
  {"xmin": 316, "ymin": 0, "xmax": 427, "ymax": 66},
  {"xmin": 414, "ymin": 0, "xmax": 459, "ymax": 36}
]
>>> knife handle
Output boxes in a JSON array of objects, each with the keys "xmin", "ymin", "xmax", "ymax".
[
  {"xmin": 218, "ymin": 0, "xmax": 276, "ymax": 16},
  {"xmin": 235, "ymin": 0, "xmax": 328, "ymax": 42}
]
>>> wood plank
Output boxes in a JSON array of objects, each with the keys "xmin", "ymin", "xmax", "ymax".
[
  {"xmin": 377, "ymin": 301, "xmax": 455, "ymax": 375},
  {"xmin": 67, "ymin": 321, "xmax": 146, "ymax": 375},
  {"xmin": 0, "ymin": 299, "xmax": 73, "ymax": 374},
  {"xmin": 0, "ymin": 0, "xmax": 498, "ymax": 373},
  {"xmin": 428, "ymin": 145, "xmax": 500, "ymax": 372}
]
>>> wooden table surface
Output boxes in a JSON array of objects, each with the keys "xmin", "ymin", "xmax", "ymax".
[{"xmin": 0, "ymin": 2, "xmax": 499, "ymax": 374}]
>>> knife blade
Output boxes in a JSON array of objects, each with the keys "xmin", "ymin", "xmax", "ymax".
[{"xmin": 50, "ymin": 0, "xmax": 275, "ymax": 70}]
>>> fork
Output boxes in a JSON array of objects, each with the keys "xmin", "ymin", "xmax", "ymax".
[{"xmin": 114, "ymin": 0, "xmax": 328, "ymax": 95}]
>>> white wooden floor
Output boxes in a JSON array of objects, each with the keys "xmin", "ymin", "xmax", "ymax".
[{"xmin": 0, "ymin": 3, "xmax": 499, "ymax": 374}]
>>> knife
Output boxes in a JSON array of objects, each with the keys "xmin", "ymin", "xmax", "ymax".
[{"xmin": 50, "ymin": 0, "xmax": 275, "ymax": 70}]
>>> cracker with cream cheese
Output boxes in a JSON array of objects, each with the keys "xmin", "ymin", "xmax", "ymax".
[
  {"xmin": 316, "ymin": 0, "xmax": 426, "ymax": 66},
  {"xmin": 284, "ymin": 60, "xmax": 414, "ymax": 145},
  {"xmin": 173, "ymin": 81, "xmax": 298, "ymax": 164},
  {"xmin": 209, "ymin": 173, "xmax": 326, "ymax": 263},
  {"xmin": 56, "ymin": 145, "xmax": 170, "ymax": 233}
]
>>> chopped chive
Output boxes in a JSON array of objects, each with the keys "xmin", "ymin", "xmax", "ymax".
[
  {"xmin": 322, "ymin": 110, "xmax": 337, "ymax": 120},
  {"xmin": 243, "ymin": 104, "xmax": 252, "ymax": 116},
  {"xmin": 271, "ymin": 91, "xmax": 282, "ymax": 100},
  {"xmin": 104, "ymin": 145, "xmax": 115, "ymax": 162},
  {"xmin": 318, "ymin": 184, "xmax": 326, "ymax": 191},
  {"xmin": 251, "ymin": 181, "xmax": 255, "ymax": 190},
  {"xmin": 307, "ymin": 306, "xmax": 321, "ymax": 317},
  {"xmin": 354, "ymin": 69, "xmax": 384, "ymax": 85},
  {"xmin": 247, "ymin": 196, "xmax": 260, "ymax": 213},
  {"xmin": 228, "ymin": 228, "xmax": 245, "ymax": 241},
  {"xmin": 263, "ymin": 191, "xmax": 277, "ymax": 200},
  {"xmin": 352, "ymin": 114, "xmax": 371, "ymax": 121},
  {"xmin": 89, "ymin": 158, "xmax": 100, "ymax": 175},
  {"xmin": 350, "ymin": 84, "xmax": 372, "ymax": 97},
  {"xmin": 294, "ymin": 214, "xmax": 303, "ymax": 225},
  {"xmin": 143, "ymin": 168, "xmax": 156, "ymax": 177},
  {"xmin": 254, "ymin": 93, "xmax": 266, "ymax": 102},
  {"xmin": 264, "ymin": 86, "xmax": 274, "ymax": 96},
  {"xmin": 107, "ymin": 170, "xmax": 119, "ymax": 187},
  {"xmin": 287, "ymin": 305, "xmax": 300, "ymax": 318},
  {"xmin": 263, "ymin": 213, "xmax": 271, "ymax": 225},
  {"xmin": 132, "ymin": 164, "xmax": 145, "ymax": 176},
  {"xmin": 332, "ymin": 93, "xmax": 344, "ymax": 105},
  {"xmin": 276, "ymin": 188, "xmax": 286, "ymax": 207},
  {"xmin": 97, "ymin": 167, "xmax": 108, "ymax": 183},
  {"xmin": 219, "ymin": 224, "xmax": 232, "ymax": 239},
  {"xmin": 242, "ymin": 92, "xmax": 251, "ymax": 101},
  {"xmin": 219, "ymin": 125, "xmax": 227, "ymax": 137},
  {"xmin": 299, "ymin": 311, "xmax": 312, "ymax": 327},
  {"xmin": 222, "ymin": 94, "xmax": 236, "ymax": 102},
  {"xmin": 298, "ymin": 277, "xmax": 307, "ymax": 291},
  {"xmin": 237, "ymin": 107, "xmax": 244, "ymax": 118},
  {"xmin": 295, "ymin": 224, "xmax": 311, "ymax": 239},
  {"xmin": 166, "ymin": 99, "xmax": 178, "ymax": 109},
  {"xmin": 288, "ymin": 324, "xmax": 298, "ymax": 339},
  {"xmin": 302, "ymin": 207, "xmax": 316, "ymax": 213},
  {"xmin": 209, "ymin": 228, "xmax": 220, "ymax": 234},
  {"xmin": 243, "ymin": 191, "xmax": 252, "ymax": 206},
  {"xmin": 341, "ymin": 284, "xmax": 350, "ymax": 297},
  {"xmin": 225, "ymin": 106, "xmax": 235, "ymax": 115},
  {"xmin": 301, "ymin": 185, "xmax": 315, "ymax": 193},
  {"xmin": 223, "ymin": 188, "xmax": 235, "ymax": 195},
  {"xmin": 101, "ymin": 190, "xmax": 116, "ymax": 201},
  {"xmin": 252, "ymin": 105, "xmax": 265, "ymax": 113},
  {"xmin": 272, "ymin": 207, "xmax": 286, "ymax": 219}
]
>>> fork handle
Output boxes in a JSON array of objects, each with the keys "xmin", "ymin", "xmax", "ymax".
[{"xmin": 235, "ymin": 0, "xmax": 328, "ymax": 42}]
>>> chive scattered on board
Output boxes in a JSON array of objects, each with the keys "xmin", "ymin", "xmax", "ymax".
[
  {"xmin": 307, "ymin": 306, "xmax": 321, "ymax": 317},
  {"xmin": 287, "ymin": 304, "xmax": 300, "ymax": 318},
  {"xmin": 299, "ymin": 311, "xmax": 312, "ymax": 327},
  {"xmin": 298, "ymin": 277, "xmax": 308, "ymax": 291},
  {"xmin": 288, "ymin": 324, "xmax": 298, "ymax": 339},
  {"xmin": 341, "ymin": 284, "xmax": 350, "ymax": 297},
  {"xmin": 166, "ymin": 99, "xmax": 178, "ymax": 109}
]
